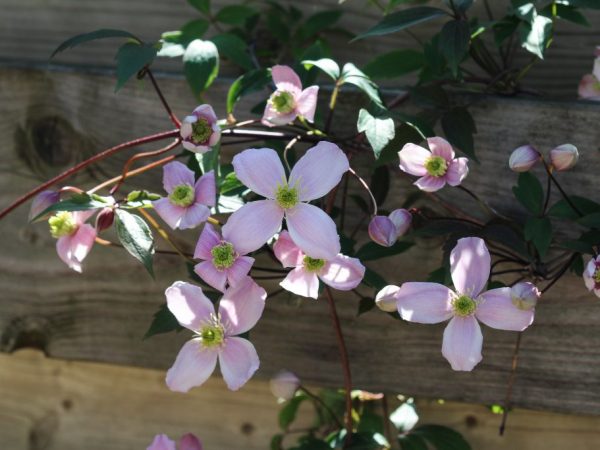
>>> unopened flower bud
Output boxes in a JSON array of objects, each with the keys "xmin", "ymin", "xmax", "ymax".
[
  {"xmin": 583, "ymin": 256, "xmax": 600, "ymax": 298},
  {"xmin": 269, "ymin": 370, "xmax": 300, "ymax": 400},
  {"xmin": 389, "ymin": 208, "xmax": 412, "ymax": 237},
  {"xmin": 95, "ymin": 207, "xmax": 115, "ymax": 232},
  {"xmin": 550, "ymin": 144, "xmax": 578, "ymax": 171},
  {"xmin": 511, "ymin": 282, "xmax": 540, "ymax": 310},
  {"xmin": 179, "ymin": 433, "xmax": 203, "ymax": 450},
  {"xmin": 375, "ymin": 285, "xmax": 400, "ymax": 312},
  {"xmin": 509, "ymin": 145, "xmax": 540, "ymax": 172},
  {"xmin": 29, "ymin": 190, "xmax": 60, "ymax": 221},
  {"xmin": 368, "ymin": 216, "xmax": 397, "ymax": 247}
]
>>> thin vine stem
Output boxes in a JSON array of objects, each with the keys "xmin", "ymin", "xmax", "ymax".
[{"xmin": 144, "ymin": 69, "xmax": 181, "ymax": 128}]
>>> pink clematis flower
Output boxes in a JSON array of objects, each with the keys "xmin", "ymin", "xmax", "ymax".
[
  {"xmin": 399, "ymin": 137, "xmax": 469, "ymax": 192},
  {"xmin": 193, "ymin": 223, "xmax": 255, "ymax": 292},
  {"xmin": 165, "ymin": 277, "xmax": 266, "ymax": 392},
  {"xmin": 49, "ymin": 210, "xmax": 97, "ymax": 273},
  {"xmin": 147, "ymin": 433, "xmax": 203, "ymax": 450},
  {"xmin": 583, "ymin": 255, "xmax": 600, "ymax": 298},
  {"xmin": 230, "ymin": 142, "xmax": 349, "ymax": 260},
  {"xmin": 153, "ymin": 161, "xmax": 215, "ymax": 230},
  {"xmin": 180, "ymin": 104, "xmax": 221, "ymax": 153},
  {"xmin": 262, "ymin": 65, "xmax": 319, "ymax": 127},
  {"xmin": 380, "ymin": 237, "xmax": 535, "ymax": 371},
  {"xmin": 368, "ymin": 209, "xmax": 412, "ymax": 247},
  {"xmin": 578, "ymin": 48, "xmax": 600, "ymax": 101},
  {"xmin": 273, "ymin": 230, "xmax": 365, "ymax": 299}
]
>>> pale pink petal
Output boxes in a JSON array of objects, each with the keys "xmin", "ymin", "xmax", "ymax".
[
  {"xmin": 222, "ymin": 200, "xmax": 284, "ymax": 255},
  {"xmin": 147, "ymin": 434, "xmax": 177, "ymax": 450},
  {"xmin": 179, "ymin": 203, "xmax": 210, "ymax": 230},
  {"xmin": 476, "ymin": 288, "xmax": 534, "ymax": 331},
  {"xmin": 153, "ymin": 197, "xmax": 185, "ymax": 229},
  {"xmin": 219, "ymin": 277, "xmax": 266, "ymax": 335},
  {"xmin": 165, "ymin": 281, "xmax": 215, "ymax": 331},
  {"xmin": 194, "ymin": 223, "xmax": 221, "ymax": 260},
  {"xmin": 262, "ymin": 102, "xmax": 298, "ymax": 127},
  {"xmin": 296, "ymin": 86, "xmax": 319, "ymax": 122},
  {"xmin": 389, "ymin": 209, "xmax": 412, "ymax": 236},
  {"xmin": 226, "ymin": 256, "xmax": 255, "ymax": 286},
  {"xmin": 70, "ymin": 223, "xmax": 96, "ymax": 263},
  {"xmin": 72, "ymin": 210, "xmax": 96, "ymax": 225},
  {"xmin": 232, "ymin": 148, "xmax": 286, "ymax": 199},
  {"xmin": 395, "ymin": 282, "xmax": 454, "ymax": 324},
  {"xmin": 288, "ymin": 141, "xmax": 349, "ymax": 201},
  {"xmin": 427, "ymin": 136, "xmax": 455, "ymax": 161},
  {"xmin": 180, "ymin": 433, "xmax": 203, "ymax": 450},
  {"xmin": 280, "ymin": 267, "xmax": 320, "ymax": 299},
  {"xmin": 193, "ymin": 104, "xmax": 218, "ymax": 123},
  {"xmin": 166, "ymin": 339, "xmax": 218, "ymax": 392},
  {"xmin": 398, "ymin": 143, "xmax": 430, "ymax": 176},
  {"xmin": 583, "ymin": 258, "xmax": 597, "ymax": 291},
  {"xmin": 375, "ymin": 285, "xmax": 401, "ymax": 312},
  {"xmin": 578, "ymin": 74, "xmax": 600, "ymax": 100},
  {"xmin": 180, "ymin": 119, "xmax": 194, "ymax": 139},
  {"xmin": 320, "ymin": 254, "xmax": 365, "ymax": 290},
  {"xmin": 450, "ymin": 237, "xmax": 490, "ymax": 297},
  {"xmin": 414, "ymin": 175, "xmax": 446, "ymax": 192},
  {"xmin": 445, "ymin": 157, "xmax": 469, "ymax": 186},
  {"xmin": 56, "ymin": 235, "xmax": 79, "ymax": 272},
  {"xmin": 163, "ymin": 161, "xmax": 195, "ymax": 193},
  {"xmin": 286, "ymin": 202, "xmax": 340, "ymax": 260},
  {"xmin": 195, "ymin": 170, "xmax": 216, "ymax": 207},
  {"xmin": 194, "ymin": 260, "xmax": 228, "ymax": 292},
  {"xmin": 442, "ymin": 315, "xmax": 483, "ymax": 371},
  {"xmin": 29, "ymin": 190, "xmax": 60, "ymax": 220},
  {"xmin": 273, "ymin": 230, "xmax": 304, "ymax": 267},
  {"xmin": 208, "ymin": 124, "xmax": 221, "ymax": 146},
  {"xmin": 219, "ymin": 337, "xmax": 260, "ymax": 391},
  {"xmin": 272, "ymin": 65, "xmax": 302, "ymax": 91},
  {"xmin": 183, "ymin": 141, "xmax": 212, "ymax": 154},
  {"xmin": 368, "ymin": 216, "xmax": 397, "ymax": 247},
  {"xmin": 594, "ymin": 58, "xmax": 600, "ymax": 82}
]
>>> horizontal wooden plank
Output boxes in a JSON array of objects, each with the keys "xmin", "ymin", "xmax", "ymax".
[{"xmin": 0, "ymin": 67, "xmax": 600, "ymax": 416}]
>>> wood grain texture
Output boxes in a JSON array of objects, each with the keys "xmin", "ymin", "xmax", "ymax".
[
  {"xmin": 0, "ymin": 67, "xmax": 600, "ymax": 416},
  {"xmin": 1, "ymin": 350, "xmax": 600, "ymax": 450}
]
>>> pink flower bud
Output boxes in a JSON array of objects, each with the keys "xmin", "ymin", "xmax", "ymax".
[
  {"xmin": 511, "ymin": 282, "xmax": 540, "ymax": 310},
  {"xmin": 583, "ymin": 256, "xmax": 600, "ymax": 298},
  {"xmin": 389, "ymin": 208, "xmax": 412, "ymax": 237},
  {"xmin": 368, "ymin": 216, "xmax": 397, "ymax": 247},
  {"xmin": 508, "ymin": 145, "xmax": 540, "ymax": 172},
  {"xmin": 550, "ymin": 144, "xmax": 578, "ymax": 171},
  {"xmin": 179, "ymin": 433, "xmax": 203, "ymax": 450},
  {"xmin": 375, "ymin": 285, "xmax": 400, "ymax": 312},
  {"xmin": 95, "ymin": 207, "xmax": 115, "ymax": 232},
  {"xmin": 29, "ymin": 190, "xmax": 60, "ymax": 220},
  {"xmin": 269, "ymin": 370, "xmax": 300, "ymax": 400}
]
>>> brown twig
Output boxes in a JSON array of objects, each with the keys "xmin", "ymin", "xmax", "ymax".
[{"xmin": 144, "ymin": 69, "xmax": 181, "ymax": 128}]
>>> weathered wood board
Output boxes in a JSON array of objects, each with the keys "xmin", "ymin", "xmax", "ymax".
[{"xmin": 0, "ymin": 67, "xmax": 600, "ymax": 416}]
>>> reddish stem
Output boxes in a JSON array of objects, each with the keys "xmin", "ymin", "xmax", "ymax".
[{"xmin": 145, "ymin": 69, "xmax": 181, "ymax": 128}]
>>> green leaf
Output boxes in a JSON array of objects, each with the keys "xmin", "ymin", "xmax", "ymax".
[
  {"xmin": 519, "ymin": 14, "xmax": 553, "ymax": 59},
  {"xmin": 578, "ymin": 213, "xmax": 600, "ymax": 229},
  {"xmin": 270, "ymin": 434, "xmax": 284, "ymax": 450},
  {"xmin": 376, "ymin": 123, "xmax": 425, "ymax": 166},
  {"xmin": 296, "ymin": 10, "xmax": 343, "ymax": 40},
  {"xmin": 188, "ymin": 0, "xmax": 210, "ymax": 15},
  {"xmin": 340, "ymin": 63, "xmax": 383, "ymax": 107},
  {"xmin": 363, "ymin": 49, "xmax": 424, "ymax": 79},
  {"xmin": 302, "ymin": 58, "xmax": 340, "ymax": 80},
  {"xmin": 215, "ymin": 5, "xmax": 258, "ymax": 26},
  {"xmin": 370, "ymin": 165, "xmax": 390, "ymax": 206},
  {"xmin": 441, "ymin": 106, "xmax": 477, "ymax": 160},
  {"xmin": 445, "ymin": 0, "xmax": 474, "ymax": 12},
  {"xmin": 354, "ymin": 6, "xmax": 448, "ymax": 40},
  {"xmin": 524, "ymin": 216, "xmax": 552, "ymax": 257},
  {"xmin": 226, "ymin": 69, "xmax": 270, "ymax": 114},
  {"xmin": 115, "ymin": 209, "xmax": 155, "ymax": 277},
  {"xmin": 114, "ymin": 42, "xmax": 158, "ymax": 91},
  {"xmin": 399, "ymin": 434, "xmax": 429, "ymax": 450},
  {"xmin": 357, "ymin": 296, "xmax": 376, "ymax": 316},
  {"xmin": 548, "ymin": 196, "xmax": 600, "ymax": 219},
  {"xmin": 541, "ymin": 4, "xmax": 589, "ymax": 25},
  {"xmin": 412, "ymin": 424, "xmax": 471, "ymax": 450},
  {"xmin": 32, "ymin": 194, "xmax": 108, "ymax": 222},
  {"xmin": 362, "ymin": 267, "xmax": 389, "ymax": 289},
  {"xmin": 493, "ymin": 17, "xmax": 521, "ymax": 46},
  {"xmin": 210, "ymin": 33, "xmax": 253, "ymax": 70},
  {"xmin": 143, "ymin": 303, "xmax": 182, "ymax": 339},
  {"xmin": 356, "ymin": 241, "xmax": 413, "ymax": 262},
  {"xmin": 279, "ymin": 395, "xmax": 307, "ymax": 429},
  {"xmin": 357, "ymin": 108, "xmax": 396, "ymax": 159},
  {"xmin": 183, "ymin": 39, "xmax": 219, "ymax": 97},
  {"xmin": 51, "ymin": 29, "xmax": 140, "ymax": 57},
  {"xmin": 439, "ymin": 20, "xmax": 470, "ymax": 76},
  {"xmin": 512, "ymin": 172, "xmax": 544, "ymax": 215}
]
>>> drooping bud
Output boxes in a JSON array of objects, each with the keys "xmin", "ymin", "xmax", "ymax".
[
  {"xmin": 389, "ymin": 208, "xmax": 412, "ymax": 237},
  {"xmin": 549, "ymin": 144, "xmax": 578, "ymax": 171},
  {"xmin": 508, "ymin": 145, "xmax": 540, "ymax": 172},
  {"xmin": 95, "ymin": 207, "xmax": 115, "ymax": 232},
  {"xmin": 375, "ymin": 285, "xmax": 400, "ymax": 312},
  {"xmin": 368, "ymin": 216, "xmax": 397, "ymax": 247},
  {"xmin": 29, "ymin": 190, "xmax": 60, "ymax": 221},
  {"xmin": 269, "ymin": 370, "xmax": 300, "ymax": 400},
  {"xmin": 510, "ymin": 282, "xmax": 540, "ymax": 310},
  {"xmin": 179, "ymin": 433, "xmax": 203, "ymax": 450}
]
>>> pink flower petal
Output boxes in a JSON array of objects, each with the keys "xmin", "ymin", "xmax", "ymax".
[
  {"xmin": 218, "ymin": 337, "xmax": 260, "ymax": 391},
  {"xmin": 273, "ymin": 230, "xmax": 304, "ymax": 267},
  {"xmin": 179, "ymin": 203, "xmax": 210, "ymax": 230},
  {"xmin": 262, "ymin": 102, "xmax": 298, "ymax": 127},
  {"xmin": 222, "ymin": 200, "xmax": 284, "ymax": 255},
  {"xmin": 272, "ymin": 65, "xmax": 302, "ymax": 91},
  {"xmin": 166, "ymin": 339, "xmax": 218, "ymax": 392},
  {"xmin": 395, "ymin": 282, "xmax": 454, "ymax": 323},
  {"xmin": 163, "ymin": 161, "xmax": 195, "ymax": 193},
  {"xmin": 296, "ymin": 86, "xmax": 319, "ymax": 122},
  {"xmin": 594, "ymin": 58, "xmax": 600, "ymax": 82},
  {"xmin": 194, "ymin": 223, "xmax": 221, "ymax": 260},
  {"xmin": 73, "ymin": 210, "xmax": 96, "ymax": 225},
  {"xmin": 226, "ymin": 256, "xmax": 255, "ymax": 286},
  {"xmin": 219, "ymin": 277, "xmax": 266, "ymax": 335},
  {"xmin": 389, "ymin": 209, "xmax": 412, "ymax": 236},
  {"xmin": 194, "ymin": 260, "xmax": 228, "ymax": 292},
  {"xmin": 182, "ymin": 141, "xmax": 212, "ymax": 154},
  {"xmin": 286, "ymin": 202, "xmax": 340, "ymax": 260},
  {"xmin": 153, "ymin": 197, "xmax": 185, "ymax": 229},
  {"xmin": 180, "ymin": 119, "xmax": 194, "ymax": 140},
  {"xmin": 427, "ymin": 137, "xmax": 455, "ymax": 161},
  {"xmin": 56, "ymin": 235, "xmax": 77, "ymax": 271},
  {"xmin": 450, "ymin": 237, "xmax": 490, "ymax": 297},
  {"xmin": 195, "ymin": 170, "xmax": 216, "ymax": 207},
  {"xmin": 56, "ymin": 224, "xmax": 96, "ymax": 273},
  {"xmin": 280, "ymin": 267, "xmax": 320, "ymax": 299},
  {"xmin": 289, "ymin": 141, "xmax": 349, "ymax": 202},
  {"xmin": 375, "ymin": 285, "xmax": 401, "ymax": 312},
  {"xmin": 445, "ymin": 157, "xmax": 469, "ymax": 186},
  {"xmin": 29, "ymin": 190, "xmax": 60, "ymax": 220},
  {"xmin": 320, "ymin": 254, "xmax": 365, "ymax": 290},
  {"xmin": 414, "ymin": 175, "xmax": 446, "ymax": 192},
  {"xmin": 441, "ymin": 315, "xmax": 483, "ymax": 371},
  {"xmin": 232, "ymin": 148, "xmax": 286, "ymax": 199},
  {"xmin": 193, "ymin": 104, "xmax": 218, "ymax": 123},
  {"xmin": 578, "ymin": 74, "xmax": 600, "ymax": 100},
  {"xmin": 583, "ymin": 258, "xmax": 597, "ymax": 291},
  {"xmin": 180, "ymin": 433, "xmax": 203, "ymax": 450},
  {"xmin": 476, "ymin": 288, "xmax": 534, "ymax": 331},
  {"xmin": 399, "ymin": 143, "xmax": 430, "ymax": 176},
  {"xmin": 165, "ymin": 281, "xmax": 216, "ymax": 331},
  {"xmin": 147, "ymin": 434, "xmax": 177, "ymax": 450}
]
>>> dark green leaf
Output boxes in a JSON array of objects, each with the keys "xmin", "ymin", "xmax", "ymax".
[
  {"xmin": 548, "ymin": 196, "xmax": 600, "ymax": 219},
  {"xmin": 188, "ymin": 0, "xmax": 210, "ymax": 14},
  {"xmin": 558, "ymin": 239, "xmax": 594, "ymax": 254},
  {"xmin": 183, "ymin": 39, "xmax": 219, "ymax": 97},
  {"xmin": 399, "ymin": 434, "xmax": 429, "ymax": 450},
  {"xmin": 524, "ymin": 216, "xmax": 552, "ymax": 258},
  {"xmin": 445, "ymin": 0, "xmax": 474, "ymax": 12},
  {"xmin": 370, "ymin": 165, "xmax": 390, "ymax": 206},
  {"xmin": 356, "ymin": 241, "xmax": 414, "ymax": 261},
  {"xmin": 519, "ymin": 15, "xmax": 553, "ymax": 59},
  {"xmin": 512, "ymin": 172, "xmax": 544, "ymax": 215},
  {"xmin": 51, "ymin": 29, "xmax": 139, "ymax": 57},
  {"xmin": 410, "ymin": 84, "xmax": 449, "ymax": 108},
  {"xmin": 32, "ymin": 194, "xmax": 107, "ymax": 222},
  {"xmin": 302, "ymin": 58, "xmax": 340, "ymax": 80},
  {"xmin": 226, "ymin": 69, "xmax": 270, "ymax": 114},
  {"xmin": 115, "ymin": 209, "xmax": 155, "ymax": 277},
  {"xmin": 541, "ymin": 4, "xmax": 589, "ymax": 25},
  {"xmin": 493, "ymin": 17, "xmax": 520, "ymax": 46},
  {"xmin": 357, "ymin": 297, "xmax": 376, "ymax": 316},
  {"xmin": 481, "ymin": 222, "xmax": 530, "ymax": 259},
  {"xmin": 439, "ymin": 20, "xmax": 470, "ymax": 76},
  {"xmin": 215, "ymin": 5, "xmax": 258, "ymax": 26},
  {"xmin": 357, "ymin": 409, "xmax": 385, "ymax": 435},
  {"xmin": 353, "ymin": 7, "xmax": 448, "ymax": 40},
  {"xmin": 289, "ymin": 437, "xmax": 330, "ymax": 450},
  {"xmin": 570, "ymin": 253, "xmax": 584, "ymax": 276},
  {"xmin": 357, "ymin": 108, "xmax": 396, "ymax": 159},
  {"xmin": 219, "ymin": 171, "xmax": 246, "ymax": 196},
  {"xmin": 270, "ymin": 434, "xmax": 284, "ymax": 450},
  {"xmin": 210, "ymin": 33, "xmax": 253, "ymax": 70},
  {"xmin": 279, "ymin": 395, "xmax": 307, "ymax": 429},
  {"xmin": 412, "ymin": 424, "xmax": 472, "ymax": 450},
  {"xmin": 578, "ymin": 212, "xmax": 600, "ymax": 229},
  {"xmin": 362, "ymin": 267, "xmax": 388, "ymax": 289},
  {"xmin": 363, "ymin": 49, "xmax": 424, "ymax": 79},
  {"xmin": 441, "ymin": 106, "xmax": 477, "ymax": 160},
  {"xmin": 296, "ymin": 10, "xmax": 343, "ymax": 41},
  {"xmin": 143, "ymin": 303, "xmax": 182, "ymax": 339},
  {"xmin": 376, "ymin": 123, "xmax": 425, "ymax": 166},
  {"xmin": 340, "ymin": 63, "xmax": 383, "ymax": 107},
  {"xmin": 115, "ymin": 42, "xmax": 157, "ymax": 91}
]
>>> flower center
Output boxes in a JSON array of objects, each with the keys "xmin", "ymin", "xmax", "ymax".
[
  {"xmin": 191, "ymin": 118, "xmax": 212, "ymax": 144},
  {"xmin": 211, "ymin": 242, "xmax": 236, "ymax": 270},
  {"xmin": 270, "ymin": 90, "xmax": 295, "ymax": 114},
  {"xmin": 452, "ymin": 295, "xmax": 477, "ymax": 317},
  {"xmin": 169, "ymin": 184, "xmax": 195, "ymax": 207},
  {"xmin": 275, "ymin": 184, "xmax": 299, "ymax": 209},
  {"xmin": 48, "ymin": 211, "xmax": 77, "ymax": 238},
  {"xmin": 303, "ymin": 256, "xmax": 325, "ymax": 272},
  {"xmin": 594, "ymin": 267, "xmax": 600, "ymax": 284},
  {"xmin": 199, "ymin": 323, "xmax": 225, "ymax": 348},
  {"xmin": 424, "ymin": 156, "xmax": 448, "ymax": 177}
]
